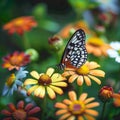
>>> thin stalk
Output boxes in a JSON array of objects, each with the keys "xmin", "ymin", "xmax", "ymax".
[{"xmin": 101, "ymin": 102, "xmax": 107, "ymax": 120}]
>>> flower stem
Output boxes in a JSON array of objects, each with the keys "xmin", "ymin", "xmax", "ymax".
[
  {"xmin": 22, "ymin": 32, "xmax": 30, "ymax": 50},
  {"xmin": 101, "ymin": 102, "xmax": 107, "ymax": 120}
]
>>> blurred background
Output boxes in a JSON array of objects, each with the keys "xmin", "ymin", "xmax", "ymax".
[{"xmin": 0, "ymin": 0, "xmax": 120, "ymax": 119}]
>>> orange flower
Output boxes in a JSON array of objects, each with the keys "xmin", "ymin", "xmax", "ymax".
[
  {"xmin": 57, "ymin": 20, "xmax": 90, "ymax": 39},
  {"xmin": 62, "ymin": 61, "xmax": 105, "ymax": 86},
  {"xmin": 3, "ymin": 16, "xmax": 37, "ymax": 35},
  {"xmin": 98, "ymin": 86, "xmax": 113, "ymax": 102},
  {"xmin": 2, "ymin": 51, "xmax": 30, "ymax": 71},
  {"xmin": 1, "ymin": 100, "xmax": 40, "ymax": 120},
  {"xmin": 112, "ymin": 93, "xmax": 120, "ymax": 107},
  {"xmin": 86, "ymin": 37, "xmax": 111, "ymax": 56},
  {"xmin": 55, "ymin": 91, "xmax": 99, "ymax": 120}
]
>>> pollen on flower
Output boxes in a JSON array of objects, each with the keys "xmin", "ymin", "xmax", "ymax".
[
  {"xmin": 38, "ymin": 74, "xmax": 52, "ymax": 85},
  {"xmin": 76, "ymin": 65, "xmax": 89, "ymax": 75},
  {"xmin": 88, "ymin": 37, "xmax": 104, "ymax": 46},
  {"xmin": 6, "ymin": 73, "xmax": 16, "ymax": 87}
]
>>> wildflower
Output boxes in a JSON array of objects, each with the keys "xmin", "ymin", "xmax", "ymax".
[
  {"xmin": 1, "ymin": 100, "xmax": 40, "ymax": 120},
  {"xmin": 55, "ymin": 91, "xmax": 99, "ymax": 120},
  {"xmin": 112, "ymin": 92, "xmax": 120, "ymax": 107},
  {"xmin": 107, "ymin": 41, "xmax": 120, "ymax": 63},
  {"xmin": 98, "ymin": 86, "xmax": 113, "ymax": 102},
  {"xmin": 24, "ymin": 68, "xmax": 67, "ymax": 99},
  {"xmin": 2, "ymin": 51, "xmax": 30, "ymax": 71},
  {"xmin": 3, "ymin": 16, "xmax": 37, "ymax": 35},
  {"xmin": 25, "ymin": 48, "xmax": 39, "ymax": 62},
  {"xmin": 86, "ymin": 37, "xmax": 111, "ymax": 56},
  {"xmin": 2, "ymin": 67, "xmax": 28, "ymax": 96},
  {"xmin": 62, "ymin": 61, "xmax": 105, "ymax": 86}
]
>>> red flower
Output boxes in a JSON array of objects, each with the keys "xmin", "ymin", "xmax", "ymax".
[
  {"xmin": 2, "ymin": 51, "xmax": 30, "ymax": 71},
  {"xmin": 1, "ymin": 100, "xmax": 40, "ymax": 120},
  {"xmin": 3, "ymin": 16, "xmax": 37, "ymax": 35}
]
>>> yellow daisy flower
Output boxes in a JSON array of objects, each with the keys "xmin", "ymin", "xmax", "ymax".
[
  {"xmin": 24, "ymin": 68, "xmax": 67, "ymax": 99},
  {"xmin": 55, "ymin": 91, "xmax": 100, "ymax": 120},
  {"xmin": 62, "ymin": 61, "xmax": 105, "ymax": 86}
]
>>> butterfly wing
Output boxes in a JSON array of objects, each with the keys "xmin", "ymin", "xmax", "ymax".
[{"xmin": 59, "ymin": 29, "xmax": 87, "ymax": 69}]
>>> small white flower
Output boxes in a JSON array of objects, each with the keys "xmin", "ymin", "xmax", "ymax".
[
  {"xmin": 2, "ymin": 67, "xmax": 28, "ymax": 96},
  {"xmin": 110, "ymin": 41, "xmax": 120, "ymax": 50}
]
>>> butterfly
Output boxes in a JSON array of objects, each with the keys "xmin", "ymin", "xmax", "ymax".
[{"xmin": 58, "ymin": 29, "xmax": 87, "ymax": 70}]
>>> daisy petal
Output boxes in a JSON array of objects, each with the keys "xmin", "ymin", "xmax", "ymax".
[
  {"xmin": 84, "ymin": 97, "xmax": 95, "ymax": 104},
  {"xmin": 51, "ymin": 82, "xmax": 67, "ymax": 87},
  {"xmin": 47, "ymin": 86, "xmax": 56, "ymax": 99},
  {"xmin": 27, "ymin": 85, "xmax": 39, "ymax": 95},
  {"xmin": 86, "ymin": 102, "xmax": 100, "ymax": 108},
  {"xmin": 38, "ymin": 86, "xmax": 45, "ymax": 98},
  {"xmin": 89, "ymin": 70, "xmax": 105, "ymax": 77},
  {"xmin": 59, "ymin": 113, "xmax": 71, "ymax": 120},
  {"xmin": 30, "ymin": 71, "xmax": 40, "ymax": 79},
  {"xmin": 84, "ymin": 76, "xmax": 91, "ymax": 86},
  {"xmin": 88, "ymin": 75, "xmax": 101, "ymax": 85},
  {"xmin": 24, "ymin": 79, "xmax": 38, "ymax": 85},
  {"xmin": 68, "ymin": 91, "xmax": 77, "ymax": 101},
  {"xmin": 85, "ymin": 109, "xmax": 99, "ymax": 116},
  {"xmin": 77, "ymin": 76, "xmax": 84, "ymax": 86},
  {"xmin": 69, "ymin": 74, "xmax": 78, "ymax": 83},
  {"xmin": 54, "ymin": 103, "xmax": 67, "ymax": 109},
  {"xmin": 79, "ymin": 93, "xmax": 88, "ymax": 101},
  {"xmin": 55, "ymin": 109, "xmax": 68, "ymax": 115},
  {"xmin": 84, "ymin": 114, "xmax": 95, "ymax": 120},
  {"xmin": 46, "ymin": 68, "xmax": 54, "ymax": 77}
]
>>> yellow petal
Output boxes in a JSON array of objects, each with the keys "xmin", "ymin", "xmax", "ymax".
[
  {"xmin": 49, "ymin": 85, "xmax": 63, "ymax": 95},
  {"xmin": 47, "ymin": 86, "xmax": 56, "ymax": 99},
  {"xmin": 86, "ymin": 102, "xmax": 100, "ymax": 108},
  {"xmin": 68, "ymin": 91, "xmax": 77, "ymax": 101},
  {"xmin": 88, "ymin": 75, "xmax": 101, "ymax": 85},
  {"xmin": 69, "ymin": 74, "xmax": 78, "ymax": 83},
  {"xmin": 38, "ymin": 86, "xmax": 45, "ymax": 98},
  {"xmin": 34, "ymin": 86, "xmax": 42, "ymax": 96},
  {"xmin": 24, "ymin": 79, "xmax": 38, "ymax": 85},
  {"xmin": 79, "ymin": 93, "xmax": 88, "ymax": 101},
  {"xmin": 27, "ymin": 85, "xmax": 39, "ymax": 95},
  {"xmin": 30, "ymin": 71, "xmax": 40, "ymax": 79},
  {"xmin": 85, "ymin": 109, "xmax": 99, "ymax": 116},
  {"xmin": 51, "ymin": 82, "xmax": 67, "ymax": 87},
  {"xmin": 84, "ymin": 76, "xmax": 91, "ymax": 86},
  {"xmin": 46, "ymin": 68, "xmax": 54, "ymax": 77},
  {"xmin": 89, "ymin": 70, "xmax": 105, "ymax": 77},
  {"xmin": 77, "ymin": 76, "xmax": 84, "ymax": 86},
  {"xmin": 51, "ymin": 73, "xmax": 66, "ymax": 82}
]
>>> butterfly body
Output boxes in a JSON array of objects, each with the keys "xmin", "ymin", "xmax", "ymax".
[{"xmin": 58, "ymin": 29, "xmax": 87, "ymax": 70}]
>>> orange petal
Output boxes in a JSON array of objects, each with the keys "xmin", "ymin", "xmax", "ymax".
[
  {"xmin": 89, "ymin": 70, "xmax": 105, "ymax": 77},
  {"xmin": 59, "ymin": 113, "xmax": 71, "ymax": 120},
  {"xmin": 55, "ymin": 103, "xmax": 68, "ymax": 109},
  {"xmin": 63, "ymin": 99, "xmax": 72, "ymax": 105},
  {"xmin": 84, "ymin": 76, "xmax": 91, "ymax": 86},
  {"xmin": 77, "ymin": 76, "xmax": 84, "ymax": 86},
  {"xmin": 79, "ymin": 93, "xmax": 88, "ymax": 101},
  {"xmin": 86, "ymin": 102, "xmax": 100, "ymax": 108},
  {"xmin": 55, "ymin": 109, "xmax": 68, "ymax": 115},
  {"xmin": 88, "ymin": 75, "xmax": 101, "ymax": 85},
  {"xmin": 68, "ymin": 91, "xmax": 77, "ymax": 101},
  {"xmin": 85, "ymin": 109, "xmax": 99, "ymax": 116},
  {"xmin": 84, "ymin": 114, "xmax": 96, "ymax": 120},
  {"xmin": 84, "ymin": 97, "xmax": 95, "ymax": 104},
  {"xmin": 69, "ymin": 74, "xmax": 78, "ymax": 83},
  {"xmin": 88, "ymin": 61, "xmax": 100, "ymax": 70}
]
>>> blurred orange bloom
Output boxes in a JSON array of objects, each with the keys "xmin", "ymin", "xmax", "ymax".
[
  {"xmin": 86, "ymin": 37, "xmax": 111, "ymax": 57},
  {"xmin": 112, "ymin": 93, "xmax": 120, "ymax": 107},
  {"xmin": 57, "ymin": 20, "xmax": 91, "ymax": 39},
  {"xmin": 3, "ymin": 16, "xmax": 37, "ymax": 35},
  {"xmin": 2, "ymin": 51, "xmax": 30, "ymax": 71},
  {"xmin": 62, "ymin": 61, "xmax": 105, "ymax": 86},
  {"xmin": 1, "ymin": 100, "xmax": 40, "ymax": 120},
  {"xmin": 55, "ymin": 91, "xmax": 99, "ymax": 120}
]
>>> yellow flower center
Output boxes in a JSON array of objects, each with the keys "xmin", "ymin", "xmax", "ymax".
[
  {"xmin": 38, "ymin": 74, "xmax": 52, "ymax": 85},
  {"xmin": 76, "ymin": 65, "xmax": 89, "ymax": 75},
  {"xmin": 13, "ymin": 109, "xmax": 26, "ymax": 120},
  {"xmin": 68, "ymin": 100, "xmax": 85, "ymax": 115},
  {"xmin": 14, "ymin": 18, "xmax": 24, "ymax": 26},
  {"xmin": 6, "ymin": 74, "xmax": 16, "ymax": 87},
  {"xmin": 88, "ymin": 37, "xmax": 104, "ymax": 46}
]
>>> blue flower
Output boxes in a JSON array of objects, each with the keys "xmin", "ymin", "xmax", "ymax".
[{"xmin": 2, "ymin": 67, "xmax": 28, "ymax": 96}]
